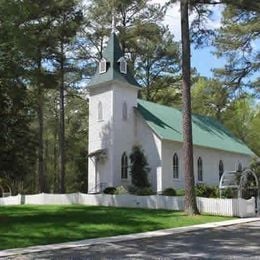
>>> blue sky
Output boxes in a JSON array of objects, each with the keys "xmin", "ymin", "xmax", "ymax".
[
  {"xmin": 161, "ymin": 1, "xmax": 225, "ymax": 78},
  {"xmin": 191, "ymin": 46, "xmax": 226, "ymax": 78},
  {"xmin": 160, "ymin": 1, "xmax": 259, "ymax": 85}
]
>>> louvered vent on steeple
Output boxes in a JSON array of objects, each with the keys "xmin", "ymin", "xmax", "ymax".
[
  {"xmin": 99, "ymin": 58, "xmax": 107, "ymax": 74},
  {"xmin": 118, "ymin": 57, "xmax": 127, "ymax": 74},
  {"xmin": 88, "ymin": 33, "xmax": 140, "ymax": 88}
]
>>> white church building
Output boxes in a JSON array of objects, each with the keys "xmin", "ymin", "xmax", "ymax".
[{"xmin": 87, "ymin": 33, "xmax": 254, "ymax": 193}]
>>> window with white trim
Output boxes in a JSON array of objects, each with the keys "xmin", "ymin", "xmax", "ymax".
[
  {"xmin": 173, "ymin": 153, "xmax": 179, "ymax": 179},
  {"xmin": 98, "ymin": 101, "xmax": 103, "ymax": 121},
  {"xmin": 219, "ymin": 160, "xmax": 224, "ymax": 180},
  {"xmin": 121, "ymin": 152, "xmax": 128, "ymax": 179},
  {"xmin": 198, "ymin": 157, "xmax": 203, "ymax": 182},
  {"xmin": 122, "ymin": 101, "xmax": 127, "ymax": 120},
  {"xmin": 237, "ymin": 161, "xmax": 242, "ymax": 172}
]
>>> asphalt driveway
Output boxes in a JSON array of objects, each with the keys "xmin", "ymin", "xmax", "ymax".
[{"xmin": 3, "ymin": 220, "xmax": 260, "ymax": 259}]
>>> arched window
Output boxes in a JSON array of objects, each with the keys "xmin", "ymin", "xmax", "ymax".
[
  {"xmin": 122, "ymin": 101, "xmax": 127, "ymax": 120},
  {"xmin": 219, "ymin": 160, "xmax": 224, "ymax": 180},
  {"xmin": 98, "ymin": 101, "xmax": 103, "ymax": 121},
  {"xmin": 198, "ymin": 157, "xmax": 203, "ymax": 182},
  {"xmin": 173, "ymin": 153, "xmax": 179, "ymax": 179},
  {"xmin": 121, "ymin": 152, "xmax": 128, "ymax": 179},
  {"xmin": 237, "ymin": 161, "xmax": 242, "ymax": 172}
]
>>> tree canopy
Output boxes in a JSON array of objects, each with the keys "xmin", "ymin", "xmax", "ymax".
[{"xmin": 0, "ymin": 0, "xmax": 259, "ymax": 195}]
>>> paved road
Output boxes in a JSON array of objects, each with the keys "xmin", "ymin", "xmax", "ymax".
[{"xmin": 4, "ymin": 221, "xmax": 260, "ymax": 260}]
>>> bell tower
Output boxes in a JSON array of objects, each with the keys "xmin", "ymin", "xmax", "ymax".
[{"xmin": 87, "ymin": 33, "xmax": 140, "ymax": 193}]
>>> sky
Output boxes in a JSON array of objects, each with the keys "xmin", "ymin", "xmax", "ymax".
[{"xmin": 157, "ymin": 0, "xmax": 225, "ymax": 78}]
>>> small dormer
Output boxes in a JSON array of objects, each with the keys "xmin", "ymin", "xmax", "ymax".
[
  {"xmin": 99, "ymin": 58, "xmax": 107, "ymax": 74},
  {"xmin": 118, "ymin": 57, "xmax": 127, "ymax": 74}
]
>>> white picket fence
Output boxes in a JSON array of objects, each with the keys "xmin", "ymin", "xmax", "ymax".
[{"xmin": 0, "ymin": 193, "xmax": 257, "ymax": 218}]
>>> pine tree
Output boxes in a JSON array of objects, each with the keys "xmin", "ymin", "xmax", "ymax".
[
  {"xmin": 15, "ymin": 0, "xmax": 61, "ymax": 192},
  {"xmin": 50, "ymin": 0, "xmax": 83, "ymax": 193},
  {"xmin": 81, "ymin": 0, "xmax": 181, "ymax": 101},
  {"xmin": 214, "ymin": 1, "xmax": 260, "ymax": 95},
  {"xmin": 192, "ymin": 77, "xmax": 229, "ymax": 121},
  {"xmin": 180, "ymin": 0, "xmax": 199, "ymax": 215},
  {"xmin": 0, "ymin": 0, "xmax": 37, "ymax": 193}
]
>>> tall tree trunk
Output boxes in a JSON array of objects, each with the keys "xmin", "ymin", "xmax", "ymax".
[
  {"xmin": 37, "ymin": 57, "xmax": 46, "ymax": 193},
  {"xmin": 180, "ymin": 0, "xmax": 199, "ymax": 215},
  {"xmin": 59, "ymin": 41, "xmax": 66, "ymax": 193},
  {"xmin": 54, "ymin": 108, "xmax": 59, "ymax": 193}
]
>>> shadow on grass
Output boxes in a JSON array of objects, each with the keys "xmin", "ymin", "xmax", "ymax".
[{"xmin": 0, "ymin": 205, "xmax": 232, "ymax": 250}]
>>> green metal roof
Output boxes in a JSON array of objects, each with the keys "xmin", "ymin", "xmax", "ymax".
[
  {"xmin": 88, "ymin": 33, "xmax": 140, "ymax": 88},
  {"xmin": 137, "ymin": 99, "xmax": 254, "ymax": 156}
]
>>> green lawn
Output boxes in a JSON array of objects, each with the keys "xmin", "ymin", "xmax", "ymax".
[{"xmin": 0, "ymin": 205, "xmax": 234, "ymax": 250}]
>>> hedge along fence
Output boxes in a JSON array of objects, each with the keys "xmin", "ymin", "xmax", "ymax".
[{"xmin": 0, "ymin": 193, "xmax": 257, "ymax": 218}]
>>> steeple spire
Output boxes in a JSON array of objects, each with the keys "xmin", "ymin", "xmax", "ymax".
[
  {"xmin": 111, "ymin": 10, "xmax": 116, "ymax": 34},
  {"xmin": 88, "ymin": 31, "xmax": 140, "ymax": 88}
]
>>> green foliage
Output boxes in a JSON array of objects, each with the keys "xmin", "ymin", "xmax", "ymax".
[
  {"xmin": 192, "ymin": 77, "xmax": 229, "ymax": 121},
  {"xmin": 214, "ymin": 1, "xmax": 259, "ymax": 93},
  {"xmin": 128, "ymin": 185, "xmax": 138, "ymax": 194},
  {"xmin": 221, "ymin": 188, "xmax": 237, "ymax": 199},
  {"xmin": 128, "ymin": 185, "xmax": 154, "ymax": 195},
  {"xmin": 0, "ymin": 1, "xmax": 38, "ymax": 193},
  {"xmin": 222, "ymin": 98, "xmax": 260, "ymax": 156},
  {"xmin": 44, "ymin": 90, "xmax": 88, "ymax": 193},
  {"xmin": 84, "ymin": 0, "xmax": 181, "ymax": 103},
  {"xmin": 250, "ymin": 158, "xmax": 260, "ymax": 188},
  {"xmin": 114, "ymin": 186, "xmax": 128, "ymax": 195},
  {"xmin": 162, "ymin": 188, "xmax": 177, "ymax": 196},
  {"xmin": 0, "ymin": 0, "xmax": 86, "ymax": 193},
  {"xmin": 0, "ymin": 0, "xmax": 258, "ymax": 196},
  {"xmin": 130, "ymin": 145, "xmax": 151, "ymax": 189},
  {"xmin": 247, "ymin": 108, "xmax": 260, "ymax": 156},
  {"xmin": 135, "ymin": 187, "xmax": 155, "ymax": 196},
  {"xmin": 103, "ymin": 187, "xmax": 117, "ymax": 194},
  {"xmin": 0, "ymin": 82, "xmax": 37, "ymax": 194},
  {"xmin": 195, "ymin": 184, "xmax": 219, "ymax": 198},
  {"xmin": 176, "ymin": 189, "xmax": 185, "ymax": 196},
  {"xmin": 134, "ymin": 25, "xmax": 180, "ymax": 100},
  {"xmin": 128, "ymin": 185, "xmax": 155, "ymax": 196}
]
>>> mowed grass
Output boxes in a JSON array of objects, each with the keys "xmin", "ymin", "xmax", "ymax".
[{"xmin": 0, "ymin": 205, "xmax": 234, "ymax": 250}]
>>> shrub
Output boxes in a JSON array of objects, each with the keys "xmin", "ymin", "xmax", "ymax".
[
  {"xmin": 176, "ymin": 189, "xmax": 185, "ymax": 196},
  {"xmin": 103, "ymin": 187, "xmax": 116, "ymax": 194},
  {"xmin": 195, "ymin": 184, "xmax": 219, "ymax": 198},
  {"xmin": 128, "ymin": 185, "xmax": 138, "ymax": 194},
  {"xmin": 130, "ymin": 145, "xmax": 151, "ymax": 189},
  {"xmin": 115, "ymin": 186, "xmax": 128, "ymax": 195},
  {"xmin": 221, "ymin": 188, "xmax": 237, "ymax": 198},
  {"xmin": 250, "ymin": 158, "xmax": 260, "ymax": 191},
  {"xmin": 162, "ymin": 188, "xmax": 177, "ymax": 196},
  {"xmin": 128, "ymin": 185, "xmax": 154, "ymax": 196},
  {"xmin": 136, "ymin": 187, "xmax": 154, "ymax": 196}
]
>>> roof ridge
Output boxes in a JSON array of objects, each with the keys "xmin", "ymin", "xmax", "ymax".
[
  {"xmin": 137, "ymin": 99, "xmax": 254, "ymax": 156},
  {"xmin": 137, "ymin": 98, "xmax": 180, "ymax": 111},
  {"xmin": 137, "ymin": 99, "xmax": 232, "ymax": 128}
]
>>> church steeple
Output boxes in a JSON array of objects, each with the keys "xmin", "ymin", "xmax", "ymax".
[{"xmin": 88, "ymin": 33, "xmax": 140, "ymax": 88}]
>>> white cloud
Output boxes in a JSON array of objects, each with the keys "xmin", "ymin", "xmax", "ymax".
[
  {"xmin": 150, "ymin": 0, "xmax": 223, "ymax": 41},
  {"xmin": 164, "ymin": 2, "xmax": 181, "ymax": 40}
]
